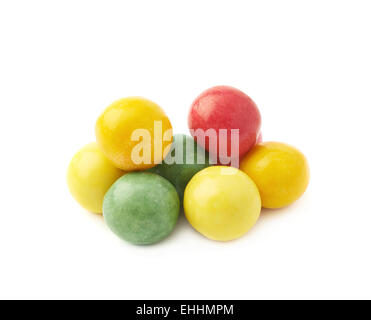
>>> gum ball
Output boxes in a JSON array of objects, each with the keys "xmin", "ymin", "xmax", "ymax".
[
  {"xmin": 188, "ymin": 86, "xmax": 261, "ymax": 159},
  {"xmin": 95, "ymin": 97, "xmax": 173, "ymax": 171},
  {"xmin": 183, "ymin": 166, "xmax": 261, "ymax": 241},
  {"xmin": 147, "ymin": 134, "xmax": 211, "ymax": 203},
  {"xmin": 103, "ymin": 172, "xmax": 180, "ymax": 245},
  {"xmin": 240, "ymin": 142, "xmax": 310, "ymax": 209},
  {"xmin": 67, "ymin": 142, "xmax": 125, "ymax": 214}
]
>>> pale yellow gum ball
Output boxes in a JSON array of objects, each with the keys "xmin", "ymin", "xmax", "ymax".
[
  {"xmin": 67, "ymin": 142, "xmax": 125, "ymax": 214},
  {"xmin": 240, "ymin": 142, "xmax": 310, "ymax": 209},
  {"xmin": 184, "ymin": 166, "xmax": 261, "ymax": 241}
]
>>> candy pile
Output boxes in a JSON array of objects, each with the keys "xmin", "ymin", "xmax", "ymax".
[{"xmin": 67, "ymin": 86, "xmax": 309, "ymax": 244}]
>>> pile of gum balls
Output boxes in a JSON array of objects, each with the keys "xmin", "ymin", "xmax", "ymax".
[{"xmin": 67, "ymin": 86, "xmax": 309, "ymax": 244}]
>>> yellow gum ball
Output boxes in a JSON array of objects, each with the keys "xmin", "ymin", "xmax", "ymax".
[
  {"xmin": 67, "ymin": 142, "xmax": 125, "ymax": 214},
  {"xmin": 95, "ymin": 97, "xmax": 173, "ymax": 171},
  {"xmin": 183, "ymin": 166, "xmax": 261, "ymax": 241},
  {"xmin": 240, "ymin": 142, "xmax": 310, "ymax": 209}
]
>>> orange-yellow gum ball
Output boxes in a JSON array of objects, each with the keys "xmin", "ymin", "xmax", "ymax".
[
  {"xmin": 67, "ymin": 142, "xmax": 125, "ymax": 214},
  {"xmin": 183, "ymin": 166, "xmax": 261, "ymax": 241},
  {"xmin": 95, "ymin": 97, "xmax": 173, "ymax": 171},
  {"xmin": 240, "ymin": 142, "xmax": 310, "ymax": 209}
]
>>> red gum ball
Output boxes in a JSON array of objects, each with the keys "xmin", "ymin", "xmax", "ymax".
[{"xmin": 188, "ymin": 86, "xmax": 262, "ymax": 159}]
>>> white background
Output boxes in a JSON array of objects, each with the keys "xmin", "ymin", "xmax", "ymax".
[{"xmin": 0, "ymin": 0, "xmax": 370, "ymax": 300}]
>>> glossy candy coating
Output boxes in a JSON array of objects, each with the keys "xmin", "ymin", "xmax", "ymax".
[
  {"xmin": 184, "ymin": 166, "xmax": 261, "ymax": 241},
  {"xmin": 240, "ymin": 142, "xmax": 310, "ymax": 209},
  {"xmin": 96, "ymin": 97, "xmax": 173, "ymax": 171},
  {"xmin": 188, "ymin": 86, "xmax": 261, "ymax": 159},
  {"xmin": 103, "ymin": 172, "xmax": 180, "ymax": 245},
  {"xmin": 147, "ymin": 134, "xmax": 211, "ymax": 203},
  {"xmin": 67, "ymin": 142, "xmax": 125, "ymax": 214}
]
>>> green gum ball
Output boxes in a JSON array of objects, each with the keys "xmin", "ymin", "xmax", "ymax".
[
  {"xmin": 148, "ymin": 134, "xmax": 211, "ymax": 203},
  {"xmin": 103, "ymin": 172, "xmax": 180, "ymax": 245}
]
